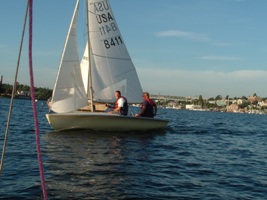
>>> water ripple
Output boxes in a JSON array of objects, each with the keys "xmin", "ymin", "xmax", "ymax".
[{"xmin": 1, "ymin": 100, "xmax": 267, "ymax": 199}]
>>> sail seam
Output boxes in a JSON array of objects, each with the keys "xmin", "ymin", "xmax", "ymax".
[{"xmin": 92, "ymin": 53, "xmax": 131, "ymax": 60}]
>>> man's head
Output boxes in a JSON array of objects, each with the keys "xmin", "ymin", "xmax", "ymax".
[
  {"xmin": 143, "ymin": 92, "xmax": 149, "ymax": 99},
  {"xmin": 115, "ymin": 90, "xmax": 121, "ymax": 99}
]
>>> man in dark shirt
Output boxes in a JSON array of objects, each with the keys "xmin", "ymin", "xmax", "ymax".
[{"xmin": 135, "ymin": 92, "xmax": 157, "ymax": 118}]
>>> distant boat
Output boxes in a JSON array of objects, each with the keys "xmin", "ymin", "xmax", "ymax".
[{"xmin": 46, "ymin": 0, "xmax": 168, "ymax": 132}]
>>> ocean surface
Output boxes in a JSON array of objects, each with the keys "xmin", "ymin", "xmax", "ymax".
[{"xmin": 0, "ymin": 98, "xmax": 267, "ymax": 200}]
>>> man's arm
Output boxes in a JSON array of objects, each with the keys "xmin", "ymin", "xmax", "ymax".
[
  {"xmin": 113, "ymin": 98, "xmax": 124, "ymax": 112},
  {"xmin": 154, "ymin": 105, "xmax": 157, "ymax": 116},
  {"xmin": 135, "ymin": 106, "xmax": 146, "ymax": 117}
]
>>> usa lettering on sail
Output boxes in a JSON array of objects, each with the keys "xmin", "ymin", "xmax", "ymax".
[{"xmin": 93, "ymin": 1, "xmax": 110, "ymax": 13}]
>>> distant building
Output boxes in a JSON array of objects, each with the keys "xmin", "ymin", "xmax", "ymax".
[
  {"xmin": 186, "ymin": 104, "xmax": 202, "ymax": 110},
  {"xmin": 258, "ymin": 100, "xmax": 267, "ymax": 107},
  {"xmin": 216, "ymin": 100, "xmax": 227, "ymax": 107},
  {"xmin": 226, "ymin": 104, "xmax": 239, "ymax": 112}
]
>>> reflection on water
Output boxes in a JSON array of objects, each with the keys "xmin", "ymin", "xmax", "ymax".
[{"xmin": 43, "ymin": 130, "xmax": 167, "ymax": 199}]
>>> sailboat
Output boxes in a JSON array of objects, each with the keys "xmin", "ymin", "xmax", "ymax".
[{"xmin": 46, "ymin": 0, "xmax": 169, "ymax": 132}]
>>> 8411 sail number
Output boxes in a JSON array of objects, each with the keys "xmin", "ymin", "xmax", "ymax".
[{"xmin": 103, "ymin": 36, "xmax": 123, "ymax": 49}]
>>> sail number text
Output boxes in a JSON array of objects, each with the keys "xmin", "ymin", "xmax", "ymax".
[
  {"xmin": 99, "ymin": 22, "xmax": 117, "ymax": 35},
  {"xmin": 103, "ymin": 36, "xmax": 123, "ymax": 49}
]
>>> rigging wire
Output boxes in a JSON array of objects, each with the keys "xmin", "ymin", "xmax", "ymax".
[
  {"xmin": 0, "ymin": 1, "xmax": 29, "ymax": 176},
  {"xmin": 0, "ymin": 1, "xmax": 48, "ymax": 199},
  {"xmin": 28, "ymin": 0, "xmax": 48, "ymax": 199}
]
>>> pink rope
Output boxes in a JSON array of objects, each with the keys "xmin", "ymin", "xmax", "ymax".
[{"xmin": 28, "ymin": 1, "xmax": 48, "ymax": 199}]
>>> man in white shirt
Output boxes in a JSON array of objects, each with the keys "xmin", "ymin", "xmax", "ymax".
[{"xmin": 107, "ymin": 91, "xmax": 128, "ymax": 115}]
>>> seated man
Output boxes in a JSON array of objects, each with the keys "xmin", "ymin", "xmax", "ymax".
[
  {"xmin": 107, "ymin": 90, "xmax": 128, "ymax": 116},
  {"xmin": 135, "ymin": 92, "xmax": 157, "ymax": 118}
]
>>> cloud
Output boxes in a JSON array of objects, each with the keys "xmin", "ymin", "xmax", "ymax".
[
  {"xmin": 155, "ymin": 30, "xmax": 239, "ymax": 48},
  {"xmin": 137, "ymin": 68, "xmax": 267, "ymax": 97},
  {"xmin": 155, "ymin": 30, "xmax": 210, "ymax": 42},
  {"xmin": 230, "ymin": 70, "xmax": 267, "ymax": 78},
  {"xmin": 198, "ymin": 56, "xmax": 242, "ymax": 61}
]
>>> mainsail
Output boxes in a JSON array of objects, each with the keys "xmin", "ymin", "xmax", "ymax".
[
  {"xmin": 50, "ymin": 0, "xmax": 88, "ymax": 113},
  {"xmin": 81, "ymin": 0, "xmax": 143, "ymax": 103}
]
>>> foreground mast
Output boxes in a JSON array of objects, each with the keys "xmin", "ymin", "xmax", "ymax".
[{"xmin": 86, "ymin": 0, "xmax": 94, "ymax": 112}]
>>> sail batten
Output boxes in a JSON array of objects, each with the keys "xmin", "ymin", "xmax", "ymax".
[{"xmin": 91, "ymin": 53, "xmax": 132, "ymax": 60}]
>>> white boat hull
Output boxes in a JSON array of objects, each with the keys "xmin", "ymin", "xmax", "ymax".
[{"xmin": 46, "ymin": 111, "xmax": 169, "ymax": 132}]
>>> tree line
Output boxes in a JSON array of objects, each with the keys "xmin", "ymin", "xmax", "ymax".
[{"xmin": 0, "ymin": 83, "xmax": 52, "ymax": 101}]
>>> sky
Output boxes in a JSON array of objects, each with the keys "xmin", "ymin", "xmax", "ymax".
[{"xmin": 0, "ymin": 0, "xmax": 267, "ymax": 98}]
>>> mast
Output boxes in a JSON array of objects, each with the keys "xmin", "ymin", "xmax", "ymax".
[{"xmin": 86, "ymin": 0, "xmax": 94, "ymax": 112}]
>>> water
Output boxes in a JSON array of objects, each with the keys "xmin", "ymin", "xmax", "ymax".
[{"xmin": 0, "ymin": 98, "xmax": 267, "ymax": 199}]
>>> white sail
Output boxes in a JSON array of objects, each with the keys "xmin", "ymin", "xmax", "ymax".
[
  {"xmin": 80, "ymin": 0, "xmax": 143, "ymax": 103},
  {"xmin": 50, "ymin": 0, "xmax": 88, "ymax": 113}
]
